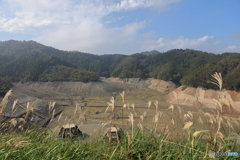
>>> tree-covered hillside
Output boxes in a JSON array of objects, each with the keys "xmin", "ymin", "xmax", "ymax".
[
  {"xmin": 1, "ymin": 40, "xmax": 240, "ymax": 91},
  {"xmin": 39, "ymin": 65, "xmax": 99, "ymax": 82},
  {"xmin": 0, "ymin": 50, "xmax": 77, "ymax": 82},
  {"xmin": 0, "ymin": 76, "xmax": 11, "ymax": 95},
  {"xmin": 0, "ymin": 40, "xmax": 100, "ymax": 85}
]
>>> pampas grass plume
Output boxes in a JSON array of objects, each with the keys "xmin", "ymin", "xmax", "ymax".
[
  {"xmin": 168, "ymin": 105, "xmax": 174, "ymax": 112},
  {"xmin": 193, "ymin": 130, "xmax": 209, "ymax": 137},
  {"xmin": 183, "ymin": 121, "xmax": 193, "ymax": 130}
]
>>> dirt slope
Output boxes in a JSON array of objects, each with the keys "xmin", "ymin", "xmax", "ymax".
[
  {"xmin": 166, "ymin": 86, "xmax": 240, "ymax": 112},
  {"xmin": 9, "ymin": 78, "xmax": 176, "ymax": 108},
  {"xmin": 12, "ymin": 78, "xmax": 176, "ymax": 99}
]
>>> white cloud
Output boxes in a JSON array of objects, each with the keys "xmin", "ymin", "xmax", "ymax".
[
  {"xmin": 225, "ymin": 45, "xmax": 240, "ymax": 51},
  {"xmin": 108, "ymin": 0, "xmax": 181, "ymax": 11},
  {"xmin": 0, "ymin": 0, "xmax": 184, "ymax": 54},
  {"xmin": 142, "ymin": 35, "xmax": 215, "ymax": 52},
  {"xmin": 35, "ymin": 21, "xmax": 146, "ymax": 54},
  {"xmin": 0, "ymin": 0, "xmax": 180, "ymax": 33}
]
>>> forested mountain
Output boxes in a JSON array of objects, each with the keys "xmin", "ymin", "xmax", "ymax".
[
  {"xmin": 1, "ymin": 40, "xmax": 240, "ymax": 92},
  {"xmin": 0, "ymin": 50, "xmax": 76, "ymax": 82},
  {"xmin": 38, "ymin": 65, "xmax": 99, "ymax": 82},
  {"xmin": 0, "ymin": 40, "xmax": 100, "ymax": 85},
  {"xmin": 0, "ymin": 76, "xmax": 11, "ymax": 95},
  {"xmin": 139, "ymin": 50, "xmax": 161, "ymax": 56}
]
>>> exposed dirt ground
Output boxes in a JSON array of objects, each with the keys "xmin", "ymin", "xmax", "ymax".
[
  {"xmin": 12, "ymin": 77, "xmax": 175, "ymax": 108},
  {"xmin": 166, "ymin": 86, "xmax": 240, "ymax": 114},
  {"xmin": 4, "ymin": 78, "xmax": 240, "ymax": 137},
  {"xmin": 9, "ymin": 78, "xmax": 176, "ymax": 136}
]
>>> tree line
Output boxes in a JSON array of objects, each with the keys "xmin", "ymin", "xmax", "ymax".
[{"xmin": 1, "ymin": 40, "xmax": 240, "ymax": 93}]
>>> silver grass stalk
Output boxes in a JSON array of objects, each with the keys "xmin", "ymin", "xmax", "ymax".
[
  {"xmin": 219, "ymin": 98, "xmax": 231, "ymax": 111},
  {"xmin": 51, "ymin": 101, "xmax": 56, "ymax": 109},
  {"xmin": 0, "ymin": 90, "xmax": 13, "ymax": 115},
  {"xmin": 104, "ymin": 106, "xmax": 110, "ymax": 114},
  {"xmin": 120, "ymin": 91, "xmax": 125, "ymax": 133},
  {"xmin": 49, "ymin": 109, "xmax": 55, "ymax": 123},
  {"xmin": 12, "ymin": 99, "xmax": 18, "ymax": 112},
  {"xmin": 198, "ymin": 116, "xmax": 204, "ymax": 124},
  {"xmin": 107, "ymin": 97, "xmax": 115, "ymax": 112},
  {"xmin": 184, "ymin": 111, "xmax": 193, "ymax": 120},
  {"xmin": 214, "ymin": 131, "xmax": 225, "ymax": 143},
  {"xmin": 128, "ymin": 113, "xmax": 134, "ymax": 137},
  {"xmin": 159, "ymin": 111, "xmax": 163, "ymax": 119},
  {"xmin": 154, "ymin": 101, "xmax": 158, "ymax": 112},
  {"xmin": 187, "ymin": 111, "xmax": 193, "ymax": 119},
  {"xmin": 193, "ymin": 130, "xmax": 209, "ymax": 138},
  {"xmin": 213, "ymin": 99, "xmax": 223, "ymax": 113},
  {"xmin": 183, "ymin": 121, "xmax": 193, "ymax": 131},
  {"xmin": 120, "ymin": 91, "xmax": 125, "ymax": 104},
  {"xmin": 24, "ymin": 102, "xmax": 30, "ymax": 120},
  {"xmin": 57, "ymin": 112, "xmax": 63, "ymax": 122},
  {"xmin": 153, "ymin": 112, "xmax": 160, "ymax": 124},
  {"xmin": 214, "ymin": 116, "xmax": 223, "ymax": 144},
  {"xmin": 48, "ymin": 101, "xmax": 52, "ymax": 116},
  {"xmin": 100, "ymin": 121, "xmax": 111, "ymax": 128},
  {"xmin": 204, "ymin": 112, "xmax": 212, "ymax": 119},
  {"xmin": 143, "ymin": 111, "xmax": 147, "ymax": 117},
  {"xmin": 137, "ymin": 123, "xmax": 143, "ymax": 135},
  {"xmin": 183, "ymin": 113, "xmax": 188, "ymax": 120},
  {"xmin": 131, "ymin": 103, "xmax": 135, "ymax": 111},
  {"xmin": 207, "ymin": 72, "xmax": 223, "ymax": 91},
  {"xmin": 168, "ymin": 105, "xmax": 174, "ymax": 112},
  {"xmin": 147, "ymin": 101, "xmax": 151, "ymax": 109},
  {"xmin": 178, "ymin": 106, "xmax": 182, "ymax": 116},
  {"xmin": 24, "ymin": 101, "xmax": 36, "ymax": 121}
]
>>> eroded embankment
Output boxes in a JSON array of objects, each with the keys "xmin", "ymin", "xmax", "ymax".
[
  {"xmin": 166, "ymin": 86, "xmax": 240, "ymax": 113},
  {"xmin": 12, "ymin": 78, "xmax": 176, "ymax": 100}
]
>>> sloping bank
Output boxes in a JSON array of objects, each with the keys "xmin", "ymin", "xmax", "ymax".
[
  {"xmin": 12, "ymin": 77, "xmax": 176, "ymax": 99},
  {"xmin": 166, "ymin": 86, "xmax": 240, "ymax": 113},
  {"xmin": 0, "ymin": 77, "xmax": 176, "ymax": 126}
]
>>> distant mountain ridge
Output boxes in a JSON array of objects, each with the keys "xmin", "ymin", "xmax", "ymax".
[
  {"xmin": 139, "ymin": 50, "xmax": 161, "ymax": 55},
  {"xmin": 1, "ymin": 40, "xmax": 240, "ymax": 91}
]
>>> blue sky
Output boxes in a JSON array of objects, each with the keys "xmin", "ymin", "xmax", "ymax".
[{"xmin": 0, "ymin": 0, "xmax": 239, "ymax": 55}]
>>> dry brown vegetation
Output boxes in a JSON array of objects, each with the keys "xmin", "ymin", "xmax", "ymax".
[
  {"xmin": 44, "ymin": 73, "xmax": 240, "ymax": 156},
  {"xmin": 0, "ymin": 73, "xmax": 240, "ymax": 159}
]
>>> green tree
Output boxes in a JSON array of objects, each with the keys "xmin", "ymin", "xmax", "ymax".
[{"xmin": 0, "ymin": 77, "xmax": 12, "ymax": 95}]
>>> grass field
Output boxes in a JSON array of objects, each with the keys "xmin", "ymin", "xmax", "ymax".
[{"xmin": 1, "ymin": 100, "xmax": 240, "ymax": 159}]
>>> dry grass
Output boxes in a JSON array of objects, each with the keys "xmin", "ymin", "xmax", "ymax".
[
  {"xmin": 0, "ymin": 90, "xmax": 13, "ymax": 117},
  {"xmin": 207, "ymin": 72, "xmax": 223, "ymax": 91}
]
